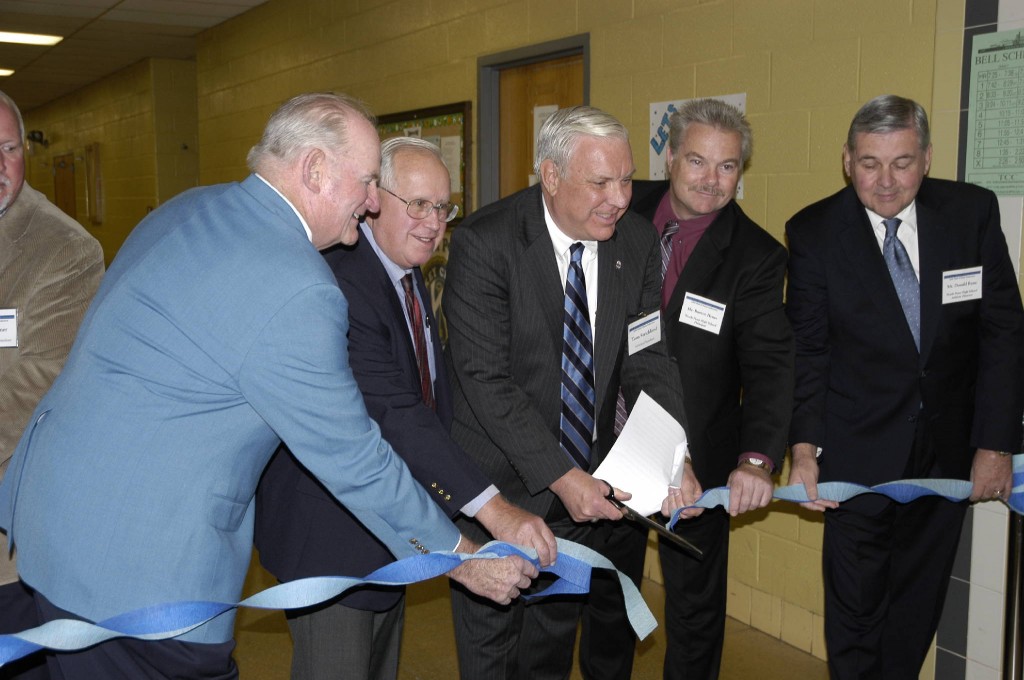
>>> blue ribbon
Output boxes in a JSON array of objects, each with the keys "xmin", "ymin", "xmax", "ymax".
[
  {"xmin": 0, "ymin": 538, "xmax": 656, "ymax": 667},
  {"xmin": 669, "ymin": 453, "xmax": 1024, "ymax": 529}
]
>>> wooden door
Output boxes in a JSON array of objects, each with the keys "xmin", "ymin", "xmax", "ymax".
[
  {"xmin": 498, "ymin": 54, "xmax": 584, "ymax": 198},
  {"xmin": 53, "ymin": 153, "xmax": 76, "ymax": 219}
]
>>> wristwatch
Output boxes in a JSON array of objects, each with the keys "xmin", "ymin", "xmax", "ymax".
[
  {"xmin": 995, "ymin": 450, "xmax": 1013, "ymax": 457},
  {"xmin": 740, "ymin": 457, "xmax": 771, "ymax": 472}
]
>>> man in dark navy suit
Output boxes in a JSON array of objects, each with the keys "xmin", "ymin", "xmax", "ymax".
[
  {"xmin": 255, "ymin": 136, "xmax": 555, "ymax": 680},
  {"xmin": 786, "ymin": 94, "xmax": 1024, "ymax": 679},
  {"xmin": 632, "ymin": 98, "xmax": 794, "ymax": 680}
]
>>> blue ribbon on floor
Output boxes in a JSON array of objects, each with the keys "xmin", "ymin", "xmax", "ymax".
[
  {"xmin": 668, "ymin": 453, "xmax": 1024, "ymax": 530},
  {"xmin": 0, "ymin": 538, "xmax": 656, "ymax": 668}
]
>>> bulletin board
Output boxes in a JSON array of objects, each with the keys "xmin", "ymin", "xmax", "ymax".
[{"xmin": 376, "ymin": 101, "xmax": 471, "ymax": 215}]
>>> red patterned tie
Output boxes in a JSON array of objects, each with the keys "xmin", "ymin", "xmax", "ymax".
[{"xmin": 401, "ymin": 274, "xmax": 435, "ymax": 410}]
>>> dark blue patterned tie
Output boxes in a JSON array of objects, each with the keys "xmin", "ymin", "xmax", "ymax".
[
  {"xmin": 882, "ymin": 217, "xmax": 920, "ymax": 350},
  {"xmin": 561, "ymin": 242, "xmax": 596, "ymax": 468}
]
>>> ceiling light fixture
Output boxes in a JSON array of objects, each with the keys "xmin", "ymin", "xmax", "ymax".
[
  {"xmin": 0, "ymin": 69, "xmax": 13, "ymax": 77},
  {"xmin": 0, "ymin": 31, "xmax": 63, "ymax": 46}
]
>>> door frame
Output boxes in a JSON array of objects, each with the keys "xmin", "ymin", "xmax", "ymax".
[{"xmin": 477, "ymin": 34, "xmax": 589, "ymax": 208}]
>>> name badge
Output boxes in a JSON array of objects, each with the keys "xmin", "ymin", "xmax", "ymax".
[
  {"xmin": 0, "ymin": 308, "xmax": 18, "ymax": 348},
  {"xmin": 942, "ymin": 266, "xmax": 982, "ymax": 304},
  {"xmin": 680, "ymin": 292, "xmax": 726, "ymax": 335},
  {"xmin": 627, "ymin": 311, "xmax": 662, "ymax": 355}
]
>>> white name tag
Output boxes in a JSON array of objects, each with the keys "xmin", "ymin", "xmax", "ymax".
[
  {"xmin": 627, "ymin": 311, "xmax": 662, "ymax": 355},
  {"xmin": 942, "ymin": 266, "xmax": 982, "ymax": 304},
  {"xmin": 680, "ymin": 292, "xmax": 726, "ymax": 335},
  {"xmin": 0, "ymin": 308, "xmax": 18, "ymax": 348}
]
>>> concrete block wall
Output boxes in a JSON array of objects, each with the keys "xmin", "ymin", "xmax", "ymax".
[
  {"xmin": 22, "ymin": 2, "xmax": 1024, "ymax": 677},
  {"xmin": 21, "ymin": 58, "xmax": 199, "ymax": 263}
]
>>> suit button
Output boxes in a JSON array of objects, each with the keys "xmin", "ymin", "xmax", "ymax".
[
  {"xmin": 908, "ymin": 414, "xmax": 918, "ymax": 423},
  {"xmin": 920, "ymin": 370, "xmax": 928, "ymax": 378}
]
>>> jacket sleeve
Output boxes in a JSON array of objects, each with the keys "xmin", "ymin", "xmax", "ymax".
[
  {"xmin": 240, "ymin": 283, "xmax": 461, "ymax": 558},
  {"xmin": 785, "ymin": 216, "xmax": 830, "ymax": 449}
]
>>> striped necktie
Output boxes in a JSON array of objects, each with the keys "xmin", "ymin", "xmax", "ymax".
[
  {"xmin": 560, "ymin": 242, "xmax": 596, "ymax": 469},
  {"xmin": 881, "ymin": 218, "xmax": 920, "ymax": 350},
  {"xmin": 401, "ymin": 273, "xmax": 435, "ymax": 409},
  {"xmin": 660, "ymin": 220, "xmax": 680, "ymax": 278}
]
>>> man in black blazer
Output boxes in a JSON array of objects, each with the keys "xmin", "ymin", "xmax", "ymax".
[
  {"xmin": 255, "ymin": 137, "xmax": 555, "ymax": 680},
  {"xmin": 443, "ymin": 106, "xmax": 693, "ymax": 680},
  {"xmin": 632, "ymin": 99, "xmax": 794, "ymax": 680},
  {"xmin": 786, "ymin": 95, "xmax": 1024, "ymax": 679}
]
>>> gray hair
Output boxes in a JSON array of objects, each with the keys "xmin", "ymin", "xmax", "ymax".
[
  {"xmin": 0, "ymin": 90, "xmax": 25, "ymax": 142},
  {"xmin": 847, "ymin": 95, "xmax": 930, "ymax": 151},
  {"xmin": 668, "ymin": 98, "xmax": 753, "ymax": 168},
  {"xmin": 534, "ymin": 106, "xmax": 629, "ymax": 176},
  {"xmin": 379, "ymin": 136, "xmax": 448, "ymax": 191},
  {"xmin": 247, "ymin": 92, "xmax": 376, "ymax": 173}
]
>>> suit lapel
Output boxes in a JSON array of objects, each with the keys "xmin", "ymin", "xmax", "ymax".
[
  {"xmin": 519, "ymin": 191, "xmax": 564, "ymax": 350},
  {"xmin": 665, "ymin": 202, "xmax": 732, "ymax": 315},
  {"xmin": 0, "ymin": 187, "xmax": 35, "ymax": 278},
  {"xmin": 915, "ymin": 187, "xmax": 948, "ymax": 363},
  {"xmin": 594, "ymin": 233, "xmax": 624, "ymax": 412},
  {"xmin": 353, "ymin": 226, "xmax": 422, "ymax": 384},
  {"xmin": 837, "ymin": 190, "xmax": 919, "ymax": 352}
]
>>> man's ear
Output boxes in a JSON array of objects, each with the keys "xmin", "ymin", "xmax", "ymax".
[
  {"xmin": 539, "ymin": 158, "xmax": 560, "ymax": 195},
  {"xmin": 302, "ymin": 148, "xmax": 327, "ymax": 193}
]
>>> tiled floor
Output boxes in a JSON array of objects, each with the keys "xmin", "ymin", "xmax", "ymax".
[{"xmin": 234, "ymin": 564, "xmax": 829, "ymax": 680}]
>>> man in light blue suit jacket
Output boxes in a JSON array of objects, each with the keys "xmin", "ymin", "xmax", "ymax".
[{"xmin": 0, "ymin": 93, "xmax": 535, "ymax": 679}]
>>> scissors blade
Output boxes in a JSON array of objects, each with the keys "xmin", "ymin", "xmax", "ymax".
[{"xmin": 607, "ymin": 496, "xmax": 703, "ymax": 560}]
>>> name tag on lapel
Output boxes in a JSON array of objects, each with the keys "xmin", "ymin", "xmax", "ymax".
[
  {"xmin": 942, "ymin": 266, "xmax": 982, "ymax": 304},
  {"xmin": 0, "ymin": 309, "xmax": 18, "ymax": 347},
  {"xmin": 627, "ymin": 311, "xmax": 662, "ymax": 355},
  {"xmin": 679, "ymin": 293, "xmax": 726, "ymax": 335}
]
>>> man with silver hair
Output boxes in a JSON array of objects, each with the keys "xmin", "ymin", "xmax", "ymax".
[
  {"xmin": 255, "ymin": 136, "xmax": 556, "ymax": 680},
  {"xmin": 631, "ymin": 98, "xmax": 794, "ymax": 680},
  {"xmin": 0, "ymin": 93, "xmax": 537, "ymax": 679},
  {"xmin": 0, "ymin": 90, "xmax": 104, "ymax": 680},
  {"xmin": 443, "ymin": 105, "xmax": 691, "ymax": 679},
  {"xmin": 786, "ymin": 94, "xmax": 1024, "ymax": 678}
]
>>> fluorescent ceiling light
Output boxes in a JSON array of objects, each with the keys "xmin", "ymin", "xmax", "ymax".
[
  {"xmin": 0, "ymin": 31, "xmax": 63, "ymax": 46},
  {"xmin": 0, "ymin": 69, "xmax": 13, "ymax": 77}
]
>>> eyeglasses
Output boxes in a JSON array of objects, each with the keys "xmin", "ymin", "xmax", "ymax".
[{"xmin": 380, "ymin": 186, "xmax": 459, "ymax": 223}]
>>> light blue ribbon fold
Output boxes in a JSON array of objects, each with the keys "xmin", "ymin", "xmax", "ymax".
[
  {"xmin": 0, "ymin": 537, "xmax": 656, "ymax": 667},
  {"xmin": 669, "ymin": 453, "xmax": 1024, "ymax": 529}
]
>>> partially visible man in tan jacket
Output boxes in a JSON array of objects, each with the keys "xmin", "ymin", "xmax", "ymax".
[{"xmin": 0, "ymin": 90, "xmax": 104, "ymax": 679}]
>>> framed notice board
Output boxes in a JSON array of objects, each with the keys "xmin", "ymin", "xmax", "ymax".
[{"xmin": 376, "ymin": 101, "xmax": 471, "ymax": 215}]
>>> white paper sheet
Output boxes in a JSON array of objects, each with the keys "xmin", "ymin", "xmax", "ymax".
[{"xmin": 593, "ymin": 391, "xmax": 688, "ymax": 516}]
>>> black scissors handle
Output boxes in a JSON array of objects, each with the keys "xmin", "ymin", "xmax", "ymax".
[{"xmin": 603, "ymin": 482, "xmax": 703, "ymax": 560}]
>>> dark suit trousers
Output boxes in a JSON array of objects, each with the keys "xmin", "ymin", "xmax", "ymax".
[
  {"xmin": 0, "ymin": 581, "xmax": 49, "ymax": 680},
  {"xmin": 33, "ymin": 593, "xmax": 238, "ymax": 680},
  {"xmin": 285, "ymin": 596, "xmax": 404, "ymax": 680},
  {"xmin": 822, "ymin": 496, "xmax": 966, "ymax": 680},
  {"xmin": 659, "ymin": 508, "xmax": 730, "ymax": 680},
  {"xmin": 450, "ymin": 518, "xmax": 648, "ymax": 680}
]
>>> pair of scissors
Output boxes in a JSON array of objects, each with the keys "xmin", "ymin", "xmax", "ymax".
[{"xmin": 603, "ymin": 482, "xmax": 703, "ymax": 560}]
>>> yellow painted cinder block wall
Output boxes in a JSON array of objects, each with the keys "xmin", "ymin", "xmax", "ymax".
[
  {"xmin": 13, "ymin": 0, "xmax": 977, "ymax": 669},
  {"xmin": 20, "ymin": 58, "xmax": 199, "ymax": 263},
  {"xmin": 187, "ymin": 0, "xmax": 954, "ymax": 663}
]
